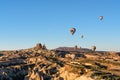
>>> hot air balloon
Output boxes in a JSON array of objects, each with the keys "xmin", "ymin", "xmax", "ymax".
[
  {"xmin": 81, "ymin": 35, "xmax": 83, "ymax": 39},
  {"xmin": 90, "ymin": 46, "xmax": 96, "ymax": 51},
  {"xmin": 70, "ymin": 28, "xmax": 76, "ymax": 35},
  {"xmin": 99, "ymin": 16, "xmax": 103, "ymax": 20}
]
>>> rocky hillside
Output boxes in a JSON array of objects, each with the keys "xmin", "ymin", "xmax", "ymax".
[{"xmin": 0, "ymin": 43, "xmax": 120, "ymax": 80}]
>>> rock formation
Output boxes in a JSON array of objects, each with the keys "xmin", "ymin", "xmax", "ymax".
[{"xmin": 0, "ymin": 43, "xmax": 119, "ymax": 80}]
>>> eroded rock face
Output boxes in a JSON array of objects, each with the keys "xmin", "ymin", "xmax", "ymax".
[
  {"xmin": 75, "ymin": 75, "xmax": 94, "ymax": 80},
  {"xmin": 0, "ymin": 43, "xmax": 120, "ymax": 80},
  {"xmin": 116, "ymin": 52, "xmax": 120, "ymax": 56},
  {"xmin": 26, "ymin": 64, "xmax": 82, "ymax": 80},
  {"xmin": 34, "ymin": 43, "xmax": 47, "ymax": 51},
  {"xmin": 34, "ymin": 43, "xmax": 42, "ymax": 50},
  {"xmin": 58, "ymin": 67, "xmax": 78, "ymax": 80},
  {"xmin": 26, "ymin": 68, "xmax": 44, "ymax": 80}
]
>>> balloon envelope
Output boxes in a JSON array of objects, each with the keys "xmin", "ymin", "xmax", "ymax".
[
  {"xmin": 81, "ymin": 35, "xmax": 83, "ymax": 38},
  {"xmin": 99, "ymin": 16, "xmax": 103, "ymax": 20},
  {"xmin": 70, "ymin": 28, "xmax": 76, "ymax": 35}
]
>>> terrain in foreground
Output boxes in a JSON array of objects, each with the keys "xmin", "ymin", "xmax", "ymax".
[{"xmin": 0, "ymin": 43, "xmax": 120, "ymax": 80}]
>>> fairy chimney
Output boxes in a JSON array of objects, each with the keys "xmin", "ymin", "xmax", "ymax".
[{"xmin": 34, "ymin": 43, "xmax": 42, "ymax": 50}]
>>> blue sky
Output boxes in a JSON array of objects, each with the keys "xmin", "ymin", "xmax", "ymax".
[{"xmin": 0, "ymin": 0, "xmax": 120, "ymax": 51}]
